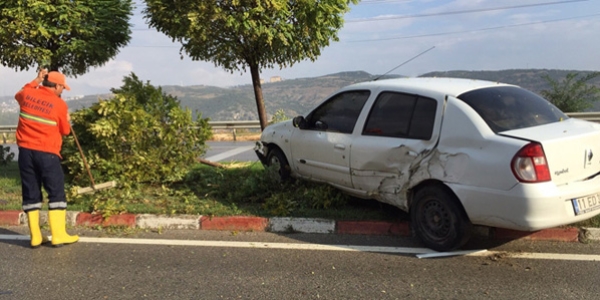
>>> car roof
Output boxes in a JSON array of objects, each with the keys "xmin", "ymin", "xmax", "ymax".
[{"xmin": 345, "ymin": 77, "xmax": 516, "ymax": 97}]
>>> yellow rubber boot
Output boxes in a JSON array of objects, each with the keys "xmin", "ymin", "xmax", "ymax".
[
  {"xmin": 48, "ymin": 210, "xmax": 79, "ymax": 246},
  {"xmin": 26, "ymin": 210, "xmax": 49, "ymax": 248}
]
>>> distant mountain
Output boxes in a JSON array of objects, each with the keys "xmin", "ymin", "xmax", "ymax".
[{"xmin": 2, "ymin": 69, "xmax": 599, "ymax": 125}]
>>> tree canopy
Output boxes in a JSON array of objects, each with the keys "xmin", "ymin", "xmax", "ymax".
[
  {"xmin": 0, "ymin": 0, "xmax": 133, "ymax": 75},
  {"xmin": 540, "ymin": 72, "xmax": 600, "ymax": 112},
  {"xmin": 143, "ymin": 0, "xmax": 358, "ymax": 129}
]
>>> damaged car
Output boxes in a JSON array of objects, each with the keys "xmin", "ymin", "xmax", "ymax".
[{"xmin": 255, "ymin": 77, "xmax": 600, "ymax": 251}]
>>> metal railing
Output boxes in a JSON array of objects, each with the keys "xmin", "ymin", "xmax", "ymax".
[
  {"xmin": 0, "ymin": 121, "xmax": 264, "ymax": 143},
  {"xmin": 3, "ymin": 112, "xmax": 600, "ymax": 143}
]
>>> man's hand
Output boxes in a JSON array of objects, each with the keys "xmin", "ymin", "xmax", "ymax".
[{"xmin": 35, "ymin": 68, "xmax": 48, "ymax": 85}]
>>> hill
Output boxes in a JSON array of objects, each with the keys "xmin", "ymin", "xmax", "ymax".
[
  {"xmin": 157, "ymin": 69, "xmax": 600, "ymax": 120},
  {"xmin": 1, "ymin": 69, "xmax": 599, "ymax": 124}
]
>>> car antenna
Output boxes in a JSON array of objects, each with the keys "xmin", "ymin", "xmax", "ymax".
[{"xmin": 373, "ymin": 46, "xmax": 435, "ymax": 81}]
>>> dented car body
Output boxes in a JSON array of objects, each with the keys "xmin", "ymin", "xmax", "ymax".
[{"xmin": 255, "ymin": 77, "xmax": 600, "ymax": 251}]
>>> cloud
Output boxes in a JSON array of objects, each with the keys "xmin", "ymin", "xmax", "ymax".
[{"xmin": 77, "ymin": 60, "xmax": 134, "ymax": 89}]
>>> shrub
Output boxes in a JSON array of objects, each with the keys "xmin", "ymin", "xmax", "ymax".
[
  {"xmin": 269, "ymin": 109, "xmax": 290, "ymax": 124},
  {"xmin": 61, "ymin": 73, "xmax": 212, "ymax": 188},
  {"xmin": 541, "ymin": 72, "xmax": 600, "ymax": 112}
]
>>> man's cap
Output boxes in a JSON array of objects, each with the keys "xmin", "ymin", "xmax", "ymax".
[{"xmin": 47, "ymin": 71, "xmax": 71, "ymax": 91}]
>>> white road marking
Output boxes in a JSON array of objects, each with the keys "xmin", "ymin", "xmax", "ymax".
[
  {"xmin": 204, "ymin": 145, "xmax": 255, "ymax": 162},
  {"xmin": 417, "ymin": 249, "xmax": 488, "ymax": 259},
  {"xmin": 1, "ymin": 234, "xmax": 29, "ymax": 241},
  {"xmin": 497, "ymin": 252, "xmax": 600, "ymax": 261},
  {"xmin": 1, "ymin": 234, "xmax": 599, "ymax": 261}
]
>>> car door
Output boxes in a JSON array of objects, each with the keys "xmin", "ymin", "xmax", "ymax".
[
  {"xmin": 290, "ymin": 90, "xmax": 370, "ymax": 188},
  {"xmin": 350, "ymin": 91, "xmax": 442, "ymax": 207}
]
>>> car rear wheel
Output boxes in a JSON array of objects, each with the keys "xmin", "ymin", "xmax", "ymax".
[
  {"xmin": 410, "ymin": 185, "xmax": 472, "ymax": 252},
  {"xmin": 266, "ymin": 147, "xmax": 291, "ymax": 181}
]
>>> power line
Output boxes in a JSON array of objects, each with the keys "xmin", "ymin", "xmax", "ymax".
[
  {"xmin": 347, "ymin": 0, "xmax": 588, "ymax": 23},
  {"xmin": 129, "ymin": 13, "xmax": 600, "ymax": 47},
  {"xmin": 347, "ymin": 13, "xmax": 600, "ymax": 42}
]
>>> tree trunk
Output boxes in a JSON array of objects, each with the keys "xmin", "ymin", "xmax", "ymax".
[{"xmin": 250, "ymin": 65, "xmax": 268, "ymax": 131}]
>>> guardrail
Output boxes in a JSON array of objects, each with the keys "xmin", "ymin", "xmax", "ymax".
[
  {"xmin": 2, "ymin": 112, "xmax": 600, "ymax": 143},
  {"xmin": 562, "ymin": 112, "xmax": 600, "ymax": 122},
  {"xmin": 0, "ymin": 121, "xmax": 263, "ymax": 143}
]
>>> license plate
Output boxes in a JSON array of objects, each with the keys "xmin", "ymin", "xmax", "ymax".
[{"xmin": 572, "ymin": 194, "xmax": 600, "ymax": 215}]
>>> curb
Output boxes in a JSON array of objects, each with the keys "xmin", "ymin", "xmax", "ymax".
[{"xmin": 1, "ymin": 210, "xmax": 599, "ymax": 243}]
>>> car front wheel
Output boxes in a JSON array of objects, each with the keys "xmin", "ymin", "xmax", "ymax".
[
  {"xmin": 266, "ymin": 147, "xmax": 291, "ymax": 181},
  {"xmin": 410, "ymin": 185, "xmax": 472, "ymax": 252}
]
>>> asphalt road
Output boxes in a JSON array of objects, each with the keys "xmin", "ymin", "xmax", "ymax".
[
  {"xmin": 204, "ymin": 141, "xmax": 258, "ymax": 162},
  {"xmin": 1, "ymin": 227, "xmax": 599, "ymax": 299}
]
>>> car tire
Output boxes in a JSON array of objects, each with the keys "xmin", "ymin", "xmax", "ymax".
[
  {"xmin": 410, "ymin": 185, "xmax": 472, "ymax": 252},
  {"xmin": 266, "ymin": 147, "xmax": 291, "ymax": 181}
]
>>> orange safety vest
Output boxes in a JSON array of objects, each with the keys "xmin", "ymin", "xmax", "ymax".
[{"xmin": 14, "ymin": 80, "xmax": 70, "ymax": 158}]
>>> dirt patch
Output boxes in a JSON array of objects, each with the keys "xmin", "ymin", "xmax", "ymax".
[{"xmin": 210, "ymin": 133, "xmax": 260, "ymax": 141}]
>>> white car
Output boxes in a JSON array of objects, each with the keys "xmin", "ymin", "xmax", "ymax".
[{"xmin": 255, "ymin": 77, "xmax": 600, "ymax": 251}]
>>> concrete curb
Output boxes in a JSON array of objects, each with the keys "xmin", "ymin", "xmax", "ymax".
[{"xmin": 1, "ymin": 210, "xmax": 599, "ymax": 243}]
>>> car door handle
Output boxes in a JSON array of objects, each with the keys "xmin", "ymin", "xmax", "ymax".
[{"xmin": 334, "ymin": 144, "xmax": 346, "ymax": 150}]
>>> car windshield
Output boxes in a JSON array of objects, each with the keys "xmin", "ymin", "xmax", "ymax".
[{"xmin": 457, "ymin": 86, "xmax": 568, "ymax": 133}]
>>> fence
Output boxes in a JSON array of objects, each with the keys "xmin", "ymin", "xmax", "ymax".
[{"xmin": 3, "ymin": 112, "xmax": 600, "ymax": 143}]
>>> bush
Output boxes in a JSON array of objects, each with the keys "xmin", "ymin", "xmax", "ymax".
[
  {"xmin": 541, "ymin": 72, "xmax": 600, "ymax": 112},
  {"xmin": 61, "ymin": 73, "xmax": 212, "ymax": 188}
]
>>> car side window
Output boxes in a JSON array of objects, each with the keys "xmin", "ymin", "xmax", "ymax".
[
  {"xmin": 306, "ymin": 90, "xmax": 370, "ymax": 133},
  {"xmin": 362, "ymin": 92, "xmax": 437, "ymax": 140}
]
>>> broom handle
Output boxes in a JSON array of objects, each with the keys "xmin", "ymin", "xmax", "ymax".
[{"xmin": 71, "ymin": 126, "xmax": 96, "ymax": 188}]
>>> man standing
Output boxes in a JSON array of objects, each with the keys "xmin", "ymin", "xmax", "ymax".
[{"xmin": 15, "ymin": 68, "xmax": 79, "ymax": 248}]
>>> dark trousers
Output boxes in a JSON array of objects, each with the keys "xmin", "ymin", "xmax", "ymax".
[{"xmin": 18, "ymin": 147, "xmax": 67, "ymax": 212}]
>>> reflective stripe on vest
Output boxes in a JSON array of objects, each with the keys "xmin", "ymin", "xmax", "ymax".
[{"xmin": 19, "ymin": 112, "xmax": 57, "ymax": 126}]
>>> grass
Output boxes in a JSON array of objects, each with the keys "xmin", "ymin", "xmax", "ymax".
[
  {"xmin": 0, "ymin": 161, "xmax": 21, "ymax": 210},
  {"xmin": 573, "ymin": 215, "xmax": 600, "ymax": 228},
  {"xmin": 0, "ymin": 160, "xmax": 400, "ymax": 222}
]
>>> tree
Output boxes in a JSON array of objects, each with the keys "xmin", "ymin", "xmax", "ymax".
[
  {"xmin": 540, "ymin": 72, "xmax": 600, "ymax": 112},
  {"xmin": 142, "ymin": 0, "xmax": 359, "ymax": 130},
  {"xmin": 61, "ymin": 73, "xmax": 212, "ymax": 187},
  {"xmin": 0, "ymin": 0, "xmax": 133, "ymax": 75}
]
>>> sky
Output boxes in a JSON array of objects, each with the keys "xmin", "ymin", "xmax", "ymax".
[{"xmin": 1, "ymin": 0, "xmax": 599, "ymax": 98}]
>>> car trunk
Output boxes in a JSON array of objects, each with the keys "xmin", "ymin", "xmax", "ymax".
[{"xmin": 501, "ymin": 118, "xmax": 600, "ymax": 185}]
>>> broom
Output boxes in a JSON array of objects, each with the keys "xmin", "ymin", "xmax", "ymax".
[{"xmin": 71, "ymin": 126, "xmax": 116, "ymax": 194}]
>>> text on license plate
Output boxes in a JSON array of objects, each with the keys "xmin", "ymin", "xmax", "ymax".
[{"xmin": 572, "ymin": 194, "xmax": 600, "ymax": 215}]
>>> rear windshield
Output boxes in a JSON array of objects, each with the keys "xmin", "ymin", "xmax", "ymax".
[{"xmin": 457, "ymin": 86, "xmax": 568, "ymax": 133}]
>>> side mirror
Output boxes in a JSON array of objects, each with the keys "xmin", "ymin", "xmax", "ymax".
[{"xmin": 292, "ymin": 116, "xmax": 307, "ymax": 129}]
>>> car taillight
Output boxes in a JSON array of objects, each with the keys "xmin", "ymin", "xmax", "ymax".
[{"xmin": 511, "ymin": 143, "xmax": 551, "ymax": 183}]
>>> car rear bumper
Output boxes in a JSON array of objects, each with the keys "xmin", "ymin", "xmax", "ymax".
[{"xmin": 450, "ymin": 175, "xmax": 600, "ymax": 231}]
